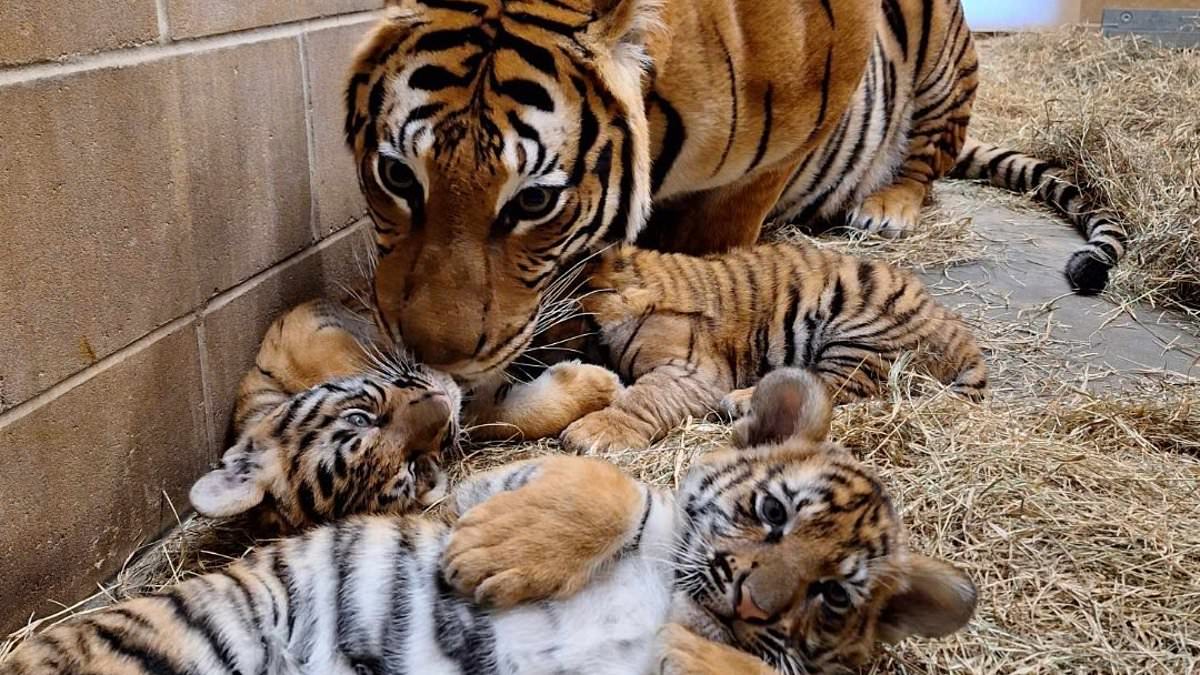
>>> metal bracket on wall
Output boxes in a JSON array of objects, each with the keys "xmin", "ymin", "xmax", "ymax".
[{"xmin": 1102, "ymin": 8, "xmax": 1200, "ymax": 47}]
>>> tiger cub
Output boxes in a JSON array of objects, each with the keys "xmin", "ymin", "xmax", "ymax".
[
  {"xmin": 190, "ymin": 298, "xmax": 462, "ymax": 529},
  {"xmin": 2, "ymin": 370, "xmax": 976, "ymax": 675},
  {"xmin": 530, "ymin": 241, "xmax": 987, "ymax": 453},
  {"xmin": 192, "ymin": 298, "xmax": 623, "ymax": 530}
]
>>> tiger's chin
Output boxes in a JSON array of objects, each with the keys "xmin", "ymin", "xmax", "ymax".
[
  {"xmin": 437, "ymin": 342, "xmax": 529, "ymax": 386},
  {"xmin": 412, "ymin": 455, "xmax": 448, "ymax": 508},
  {"xmin": 671, "ymin": 590, "xmax": 737, "ymax": 645}
]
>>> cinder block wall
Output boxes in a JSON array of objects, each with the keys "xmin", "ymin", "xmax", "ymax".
[{"xmin": 0, "ymin": 2, "xmax": 380, "ymax": 632}]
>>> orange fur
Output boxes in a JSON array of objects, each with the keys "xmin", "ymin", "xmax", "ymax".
[
  {"xmin": 550, "ymin": 242, "xmax": 987, "ymax": 452},
  {"xmin": 443, "ymin": 456, "xmax": 643, "ymax": 606},
  {"xmin": 345, "ymin": 0, "xmax": 1120, "ymax": 386},
  {"xmin": 443, "ymin": 369, "xmax": 978, "ymax": 672}
]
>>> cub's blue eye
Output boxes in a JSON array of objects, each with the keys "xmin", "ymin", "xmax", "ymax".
[
  {"xmin": 758, "ymin": 494, "xmax": 788, "ymax": 527},
  {"xmin": 344, "ymin": 411, "xmax": 374, "ymax": 428}
]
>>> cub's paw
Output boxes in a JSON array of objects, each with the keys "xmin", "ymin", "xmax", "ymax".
[
  {"xmin": 719, "ymin": 387, "xmax": 756, "ymax": 420},
  {"xmin": 548, "ymin": 361, "xmax": 622, "ymax": 418},
  {"xmin": 561, "ymin": 408, "xmax": 654, "ymax": 455},
  {"xmin": 657, "ymin": 624, "xmax": 772, "ymax": 675},
  {"xmin": 846, "ymin": 186, "xmax": 922, "ymax": 238},
  {"xmin": 442, "ymin": 457, "xmax": 639, "ymax": 608}
]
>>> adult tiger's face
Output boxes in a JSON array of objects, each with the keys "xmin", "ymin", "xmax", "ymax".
[
  {"xmin": 674, "ymin": 370, "xmax": 977, "ymax": 672},
  {"xmin": 345, "ymin": 0, "xmax": 656, "ymax": 381},
  {"xmin": 191, "ymin": 369, "xmax": 461, "ymax": 530}
]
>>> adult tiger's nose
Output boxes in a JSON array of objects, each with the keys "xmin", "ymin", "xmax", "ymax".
[{"xmin": 394, "ymin": 302, "xmax": 482, "ymax": 368}]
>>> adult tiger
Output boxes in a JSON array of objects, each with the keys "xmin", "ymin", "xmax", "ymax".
[{"xmin": 345, "ymin": 0, "xmax": 1125, "ymax": 382}]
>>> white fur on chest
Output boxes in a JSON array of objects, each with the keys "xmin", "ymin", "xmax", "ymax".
[
  {"xmin": 492, "ymin": 490, "xmax": 679, "ymax": 674},
  {"xmin": 492, "ymin": 554, "xmax": 674, "ymax": 674}
]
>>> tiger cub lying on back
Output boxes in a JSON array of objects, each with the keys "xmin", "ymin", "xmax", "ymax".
[
  {"xmin": 3, "ymin": 370, "xmax": 976, "ymax": 675},
  {"xmin": 189, "ymin": 298, "xmax": 460, "ymax": 529},
  {"xmin": 528, "ymin": 241, "xmax": 987, "ymax": 453},
  {"xmin": 190, "ymin": 298, "xmax": 620, "ymax": 529}
]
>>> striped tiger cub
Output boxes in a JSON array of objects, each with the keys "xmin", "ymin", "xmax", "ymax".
[
  {"xmin": 196, "ymin": 297, "xmax": 622, "ymax": 529},
  {"xmin": 196, "ymin": 297, "xmax": 625, "ymax": 527},
  {"xmin": 346, "ymin": 0, "xmax": 1125, "ymax": 390},
  {"xmin": 190, "ymin": 298, "xmax": 462, "ymax": 529},
  {"xmin": 534, "ymin": 241, "xmax": 987, "ymax": 453},
  {"xmin": 2, "ymin": 370, "xmax": 976, "ymax": 675}
]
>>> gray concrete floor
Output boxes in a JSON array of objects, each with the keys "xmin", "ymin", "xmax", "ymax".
[{"xmin": 917, "ymin": 186, "xmax": 1199, "ymax": 395}]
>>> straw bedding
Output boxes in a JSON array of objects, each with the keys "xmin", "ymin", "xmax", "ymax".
[{"xmin": 4, "ymin": 28, "xmax": 1199, "ymax": 674}]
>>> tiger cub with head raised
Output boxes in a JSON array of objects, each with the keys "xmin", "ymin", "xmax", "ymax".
[
  {"xmin": 3, "ymin": 370, "xmax": 976, "ymax": 675},
  {"xmin": 517, "ymin": 240, "xmax": 988, "ymax": 453}
]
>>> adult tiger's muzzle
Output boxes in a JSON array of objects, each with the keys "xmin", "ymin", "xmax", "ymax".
[{"xmin": 374, "ymin": 247, "xmax": 540, "ymax": 382}]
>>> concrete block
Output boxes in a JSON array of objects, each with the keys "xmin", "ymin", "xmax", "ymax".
[
  {"xmin": 0, "ymin": 1, "xmax": 159, "ymax": 66},
  {"xmin": 0, "ymin": 38, "xmax": 312, "ymax": 409},
  {"xmin": 167, "ymin": 0, "xmax": 376, "ymax": 39},
  {"xmin": 178, "ymin": 39, "xmax": 315, "ymax": 295},
  {"xmin": 0, "ymin": 322, "xmax": 208, "ymax": 634},
  {"xmin": 303, "ymin": 22, "xmax": 373, "ymax": 235}
]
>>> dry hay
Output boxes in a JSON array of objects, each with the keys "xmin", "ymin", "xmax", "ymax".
[
  {"xmin": 5, "ymin": 27, "xmax": 1200, "ymax": 675},
  {"xmin": 971, "ymin": 29, "xmax": 1200, "ymax": 314}
]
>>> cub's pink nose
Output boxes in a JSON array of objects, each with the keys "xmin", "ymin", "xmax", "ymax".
[{"xmin": 735, "ymin": 579, "xmax": 772, "ymax": 621}]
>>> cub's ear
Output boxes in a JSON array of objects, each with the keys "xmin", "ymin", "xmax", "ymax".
[
  {"xmin": 731, "ymin": 369, "xmax": 832, "ymax": 448},
  {"xmin": 189, "ymin": 440, "xmax": 273, "ymax": 518},
  {"xmin": 877, "ymin": 555, "xmax": 978, "ymax": 644}
]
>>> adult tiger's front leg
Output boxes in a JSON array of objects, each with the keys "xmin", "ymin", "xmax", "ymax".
[
  {"xmin": 846, "ymin": 0, "xmax": 978, "ymax": 237},
  {"xmin": 639, "ymin": 163, "xmax": 799, "ymax": 256}
]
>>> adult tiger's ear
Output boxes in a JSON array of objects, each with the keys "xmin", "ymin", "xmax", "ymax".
[
  {"xmin": 189, "ymin": 439, "xmax": 273, "ymax": 518},
  {"xmin": 877, "ymin": 555, "xmax": 978, "ymax": 644},
  {"xmin": 731, "ymin": 369, "xmax": 833, "ymax": 448}
]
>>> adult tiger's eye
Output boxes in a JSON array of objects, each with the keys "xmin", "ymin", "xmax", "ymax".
[
  {"xmin": 758, "ymin": 494, "xmax": 789, "ymax": 527},
  {"xmin": 377, "ymin": 155, "xmax": 417, "ymax": 198},
  {"xmin": 511, "ymin": 186, "xmax": 561, "ymax": 221}
]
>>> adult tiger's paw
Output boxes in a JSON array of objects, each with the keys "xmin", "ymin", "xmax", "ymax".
[
  {"xmin": 657, "ymin": 624, "xmax": 774, "ymax": 675},
  {"xmin": 561, "ymin": 408, "xmax": 654, "ymax": 455},
  {"xmin": 442, "ymin": 457, "xmax": 640, "ymax": 608},
  {"xmin": 846, "ymin": 184, "xmax": 922, "ymax": 238}
]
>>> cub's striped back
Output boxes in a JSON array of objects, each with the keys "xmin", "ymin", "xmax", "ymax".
[
  {"xmin": 593, "ymin": 242, "xmax": 987, "ymax": 400},
  {"xmin": 549, "ymin": 241, "xmax": 987, "ymax": 452}
]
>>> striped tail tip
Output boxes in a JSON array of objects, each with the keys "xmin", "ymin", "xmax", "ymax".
[{"xmin": 1065, "ymin": 248, "xmax": 1112, "ymax": 296}]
